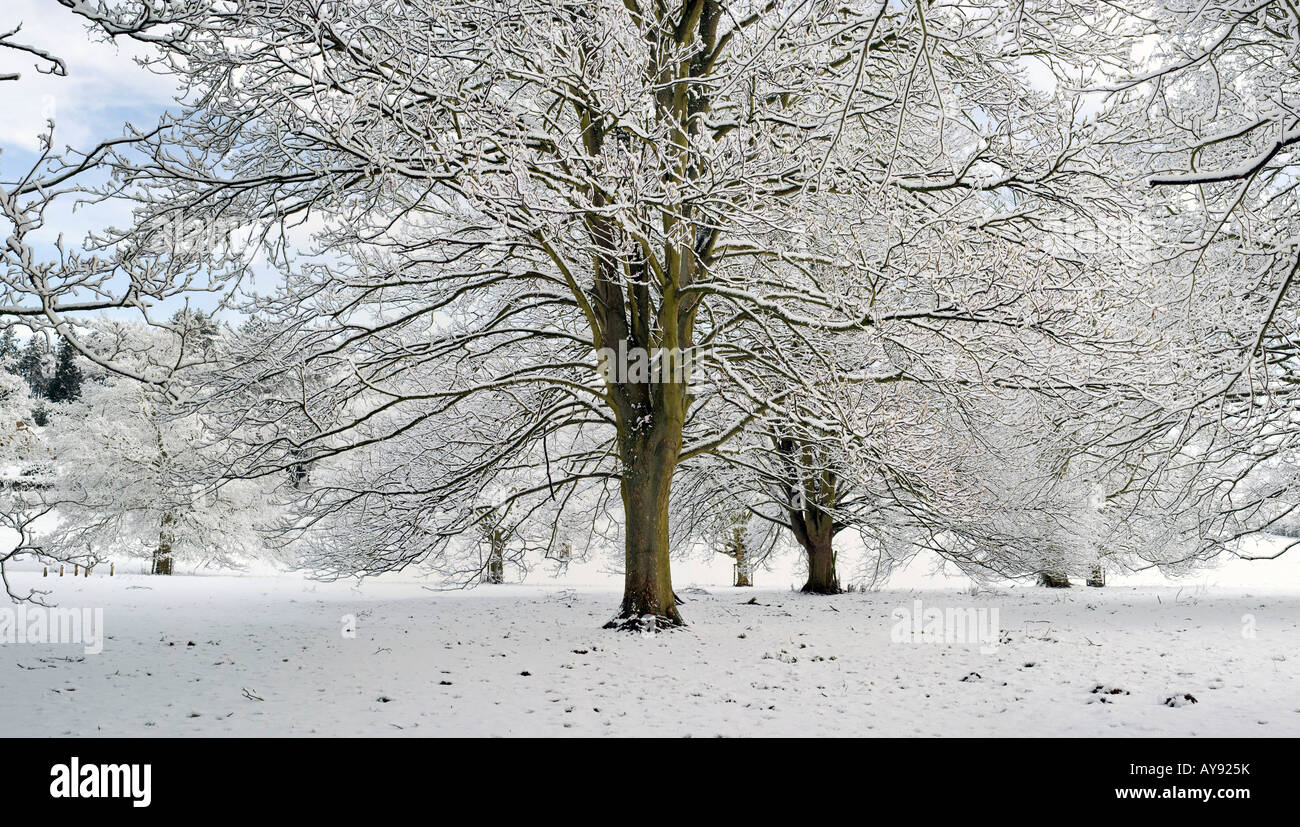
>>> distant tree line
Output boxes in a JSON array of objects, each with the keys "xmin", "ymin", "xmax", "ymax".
[{"xmin": 0, "ymin": 329, "xmax": 84, "ymax": 425}]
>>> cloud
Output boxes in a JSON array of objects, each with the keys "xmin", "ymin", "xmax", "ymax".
[{"xmin": 0, "ymin": 0, "xmax": 179, "ymax": 154}]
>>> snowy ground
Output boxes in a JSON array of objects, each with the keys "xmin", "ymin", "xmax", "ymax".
[{"xmin": 3, "ymin": 548, "xmax": 1299, "ymax": 736}]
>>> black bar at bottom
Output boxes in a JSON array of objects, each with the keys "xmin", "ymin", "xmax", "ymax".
[{"xmin": 4, "ymin": 736, "xmax": 1288, "ymax": 816}]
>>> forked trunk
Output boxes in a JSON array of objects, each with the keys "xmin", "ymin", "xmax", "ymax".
[{"xmin": 607, "ymin": 423, "xmax": 683, "ymax": 632}]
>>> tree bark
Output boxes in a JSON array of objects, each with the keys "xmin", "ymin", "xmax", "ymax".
[
  {"xmin": 476, "ymin": 507, "xmax": 507, "ymax": 584},
  {"xmin": 1085, "ymin": 565, "xmax": 1105, "ymax": 587},
  {"xmin": 153, "ymin": 511, "xmax": 174, "ymax": 575},
  {"xmin": 734, "ymin": 531, "xmax": 752, "ymax": 587},
  {"xmin": 725, "ymin": 517, "xmax": 753, "ymax": 587},
  {"xmin": 794, "ymin": 509, "xmax": 840, "ymax": 594},
  {"xmin": 606, "ymin": 419, "xmax": 684, "ymax": 631},
  {"xmin": 485, "ymin": 529, "xmax": 505, "ymax": 584},
  {"xmin": 1038, "ymin": 570, "xmax": 1070, "ymax": 588}
]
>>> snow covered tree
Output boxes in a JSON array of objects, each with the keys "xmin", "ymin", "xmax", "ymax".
[
  {"xmin": 37, "ymin": 321, "xmax": 279, "ymax": 576},
  {"xmin": 0, "ymin": 373, "xmax": 48, "ymax": 596},
  {"xmin": 0, "ymin": 372, "xmax": 93, "ymax": 602},
  {"xmin": 1071, "ymin": 0, "xmax": 1300, "ymax": 564},
  {"xmin": 670, "ymin": 482, "xmax": 782, "ymax": 588},
  {"xmin": 15, "ymin": 335, "xmax": 48, "ymax": 399},
  {"xmin": 38, "ymin": 0, "xmax": 1131, "ymax": 629},
  {"xmin": 0, "ymin": 328, "xmax": 18, "ymax": 370},
  {"xmin": 29, "ymin": 0, "xmax": 1241, "ymax": 625},
  {"xmin": 717, "ymin": 511, "xmax": 758, "ymax": 587},
  {"xmin": 672, "ymin": 203, "xmax": 1156, "ymax": 593}
]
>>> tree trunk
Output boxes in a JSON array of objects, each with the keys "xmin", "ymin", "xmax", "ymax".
[
  {"xmin": 734, "ymin": 539, "xmax": 752, "ymax": 588},
  {"xmin": 1086, "ymin": 565, "xmax": 1105, "ymax": 587},
  {"xmin": 153, "ymin": 512, "xmax": 174, "ymax": 575},
  {"xmin": 485, "ymin": 530, "xmax": 505, "ymax": 584},
  {"xmin": 1038, "ymin": 570, "xmax": 1070, "ymax": 588},
  {"xmin": 606, "ymin": 421, "xmax": 683, "ymax": 632},
  {"xmin": 486, "ymin": 552, "xmax": 504, "ymax": 584},
  {"xmin": 728, "ymin": 520, "xmax": 753, "ymax": 587},
  {"xmin": 796, "ymin": 511, "xmax": 840, "ymax": 594}
]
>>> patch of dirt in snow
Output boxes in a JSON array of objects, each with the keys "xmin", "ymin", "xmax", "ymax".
[{"xmin": 1, "ymin": 574, "xmax": 1297, "ymax": 736}]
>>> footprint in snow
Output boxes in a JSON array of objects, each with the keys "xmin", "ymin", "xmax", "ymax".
[{"xmin": 1088, "ymin": 684, "xmax": 1129, "ymax": 703}]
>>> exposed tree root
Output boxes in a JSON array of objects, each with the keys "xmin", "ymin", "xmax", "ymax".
[{"xmin": 603, "ymin": 612, "xmax": 687, "ymax": 634}]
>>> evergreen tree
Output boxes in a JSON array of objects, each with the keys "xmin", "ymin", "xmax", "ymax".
[
  {"xmin": 0, "ymin": 328, "xmax": 18, "ymax": 371},
  {"xmin": 46, "ymin": 338, "xmax": 84, "ymax": 404},
  {"xmin": 16, "ymin": 336, "xmax": 48, "ymax": 398}
]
